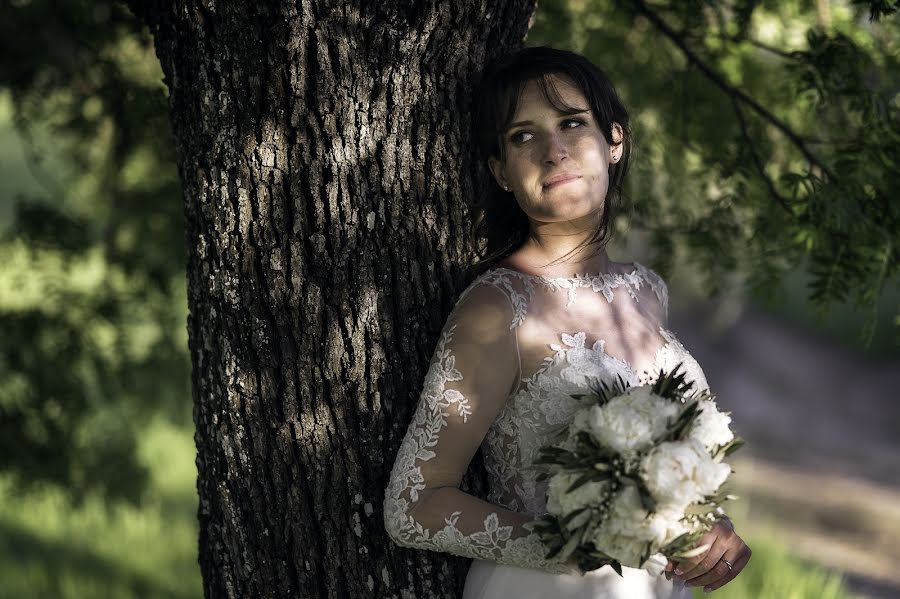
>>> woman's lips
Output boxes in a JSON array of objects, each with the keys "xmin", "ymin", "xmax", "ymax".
[{"xmin": 542, "ymin": 174, "xmax": 581, "ymax": 189}]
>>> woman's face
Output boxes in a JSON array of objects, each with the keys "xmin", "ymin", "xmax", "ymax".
[{"xmin": 488, "ymin": 74, "xmax": 623, "ymax": 232}]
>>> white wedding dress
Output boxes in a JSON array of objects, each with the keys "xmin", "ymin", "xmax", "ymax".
[{"xmin": 384, "ymin": 262, "xmax": 707, "ymax": 598}]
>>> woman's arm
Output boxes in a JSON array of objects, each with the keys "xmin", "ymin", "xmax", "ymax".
[{"xmin": 383, "ymin": 282, "xmax": 572, "ymax": 574}]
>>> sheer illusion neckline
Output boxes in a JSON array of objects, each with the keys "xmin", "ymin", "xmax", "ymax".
[
  {"xmin": 487, "ymin": 262, "xmax": 640, "ymax": 282},
  {"xmin": 513, "ymin": 326, "xmax": 679, "ymax": 396}
]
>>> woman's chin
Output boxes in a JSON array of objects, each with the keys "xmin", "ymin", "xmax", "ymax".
[{"xmin": 539, "ymin": 197, "xmax": 602, "ymax": 219}]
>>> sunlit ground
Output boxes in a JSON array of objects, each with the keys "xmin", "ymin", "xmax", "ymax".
[{"xmin": 0, "ymin": 418, "xmax": 856, "ymax": 599}]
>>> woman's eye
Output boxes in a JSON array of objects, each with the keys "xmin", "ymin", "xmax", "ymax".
[
  {"xmin": 509, "ymin": 131, "xmax": 533, "ymax": 144},
  {"xmin": 562, "ymin": 118, "xmax": 584, "ymax": 129}
]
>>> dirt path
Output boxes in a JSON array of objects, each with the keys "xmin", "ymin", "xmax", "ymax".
[
  {"xmin": 670, "ymin": 305, "xmax": 900, "ymax": 598},
  {"xmin": 731, "ymin": 456, "xmax": 900, "ymax": 598}
]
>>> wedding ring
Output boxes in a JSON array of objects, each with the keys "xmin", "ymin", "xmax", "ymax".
[{"xmin": 719, "ymin": 558, "xmax": 734, "ymax": 571}]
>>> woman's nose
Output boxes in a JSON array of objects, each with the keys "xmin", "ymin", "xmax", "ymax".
[{"xmin": 542, "ymin": 133, "xmax": 569, "ymax": 164}]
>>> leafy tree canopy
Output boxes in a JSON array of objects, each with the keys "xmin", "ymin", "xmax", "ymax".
[
  {"xmin": 529, "ymin": 0, "xmax": 899, "ymax": 349},
  {"xmin": 0, "ymin": 0, "xmax": 896, "ymax": 498}
]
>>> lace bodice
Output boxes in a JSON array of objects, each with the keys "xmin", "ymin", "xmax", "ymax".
[{"xmin": 383, "ymin": 262, "xmax": 710, "ymax": 574}]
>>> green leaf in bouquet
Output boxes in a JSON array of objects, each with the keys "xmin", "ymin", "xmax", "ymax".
[
  {"xmin": 535, "ymin": 445, "xmax": 574, "ymax": 466},
  {"xmin": 557, "ymin": 526, "xmax": 585, "ymax": 561},
  {"xmin": 720, "ymin": 436, "xmax": 746, "ymax": 459},
  {"xmin": 559, "ymin": 507, "xmax": 588, "ymax": 527},
  {"xmin": 538, "ymin": 446, "xmax": 570, "ymax": 459},
  {"xmin": 564, "ymin": 508, "xmax": 593, "ymax": 532},
  {"xmin": 610, "ymin": 560, "xmax": 624, "ymax": 577},
  {"xmin": 574, "ymin": 432, "xmax": 619, "ymax": 463},
  {"xmin": 544, "ymin": 542, "xmax": 564, "ymax": 560},
  {"xmin": 684, "ymin": 502, "xmax": 724, "ymax": 516},
  {"xmin": 575, "ymin": 430, "xmax": 600, "ymax": 450},
  {"xmin": 620, "ymin": 474, "xmax": 658, "ymax": 512},
  {"xmin": 586, "ymin": 374, "xmax": 630, "ymax": 406},
  {"xmin": 587, "ymin": 547, "xmax": 614, "ymax": 562},
  {"xmin": 702, "ymin": 483, "xmax": 737, "ymax": 506},
  {"xmin": 662, "ymin": 399, "xmax": 701, "ymax": 442},
  {"xmin": 524, "ymin": 521, "xmax": 553, "ymax": 534},
  {"xmin": 659, "ymin": 531, "xmax": 694, "ymax": 556},
  {"xmin": 672, "ymin": 541, "xmax": 712, "ymax": 560},
  {"xmin": 695, "ymin": 388, "xmax": 715, "ymax": 402},
  {"xmin": 651, "ymin": 362, "xmax": 696, "ymax": 401},
  {"xmin": 566, "ymin": 471, "xmax": 602, "ymax": 493},
  {"xmin": 540, "ymin": 520, "xmax": 567, "ymax": 560},
  {"xmin": 639, "ymin": 541, "xmax": 653, "ymax": 568},
  {"xmin": 637, "ymin": 484, "xmax": 657, "ymax": 512}
]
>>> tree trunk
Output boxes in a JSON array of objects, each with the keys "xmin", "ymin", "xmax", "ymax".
[{"xmin": 126, "ymin": 1, "xmax": 536, "ymax": 597}]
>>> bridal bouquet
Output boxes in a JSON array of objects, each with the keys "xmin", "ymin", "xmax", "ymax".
[{"xmin": 527, "ymin": 364, "xmax": 744, "ymax": 576}]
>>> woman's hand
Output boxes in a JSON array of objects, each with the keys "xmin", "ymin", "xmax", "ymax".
[{"xmin": 671, "ymin": 518, "xmax": 751, "ymax": 592}]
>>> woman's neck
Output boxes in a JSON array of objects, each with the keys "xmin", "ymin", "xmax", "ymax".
[{"xmin": 501, "ymin": 237, "xmax": 614, "ymax": 278}]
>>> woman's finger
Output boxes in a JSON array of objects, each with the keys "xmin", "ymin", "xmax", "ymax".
[
  {"xmin": 664, "ymin": 559, "xmax": 677, "ymax": 581},
  {"xmin": 672, "ymin": 536, "xmax": 714, "ymax": 578},
  {"xmin": 677, "ymin": 534, "xmax": 729, "ymax": 583},
  {"xmin": 683, "ymin": 549, "xmax": 740, "ymax": 589},
  {"xmin": 701, "ymin": 547, "xmax": 752, "ymax": 592}
]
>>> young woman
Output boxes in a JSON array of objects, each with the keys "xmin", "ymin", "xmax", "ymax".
[{"xmin": 384, "ymin": 46, "xmax": 751, "ymax": 598}]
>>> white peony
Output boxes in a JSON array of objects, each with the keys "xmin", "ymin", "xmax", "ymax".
[
  {"xmin": 688, "ymin": 399, "xmax": 734, "ymax": 452},
  {"xmin": 640, "ymin": 506, "xmax": 692, "ymax": 548},
  {"xmin": 641, "ymin": 439, "xmax": 731, "ymax": 511},
  {"xmin": 589, "ymin": 485, "xmax": 694, "ymax": 569},
  {"xmin": 589, "ymin": 487, "xmax": 646, "ymax": 566},
  {"xmin": 590, "ymin": 528, "xmax": 646, "ymax": 567},
  {"xmin": 545, "ymin": 471, "xmax": 608, "ymax": 518},
  {"xmin": 587, "ymin": 386, "xmax": 680, "ymax": 454}
]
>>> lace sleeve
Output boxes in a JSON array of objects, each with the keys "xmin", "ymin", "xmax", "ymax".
[
  {"xmin": 636, "ymin": 263, "xmax": 669, "ymax": 326},
  {"xmin": 383, "ymin": 282, "xmax": 572, "ymax": 574}
]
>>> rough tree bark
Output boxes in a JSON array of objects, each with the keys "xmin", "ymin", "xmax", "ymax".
[{"xmin": 124, "ymin": 1, "xmax": 536, "ymax": 597}]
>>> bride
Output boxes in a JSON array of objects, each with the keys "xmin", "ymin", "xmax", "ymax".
[{"xmin": 383, "ymin": 46, "xmax": 751, "ymax": 598}]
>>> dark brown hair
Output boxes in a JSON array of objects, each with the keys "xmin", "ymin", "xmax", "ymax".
[{"xmin": 469, "ymin": 46, "xmax": 633, "ymax": 277}]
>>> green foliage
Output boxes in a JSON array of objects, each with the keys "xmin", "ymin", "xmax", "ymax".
[
  {"xmin": 851, "ymin": 0, "xmax": 900, "ymax": 21},
  {"xmin": 529, "ymin": 0, "xmax": 899, "ymax": 350},
  {"xmin": 0, "ymin": 1, "xmax": 189, "ymax": 500},
  {"xmin": 0, "ymin": 418, "xmax": 201, "ymax": 599}
]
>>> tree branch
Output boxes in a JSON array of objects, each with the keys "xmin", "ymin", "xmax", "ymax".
[
  {"xmin": 687, "ymin": 30, "xmax": 803, "ymax": 61},
  {"xmin": 731, "ymin": 97, "xmax": 794, "ymax": 215},
  {"xmin": 629, "ymin": 0, "xmax": 838, "ymax": 183}
]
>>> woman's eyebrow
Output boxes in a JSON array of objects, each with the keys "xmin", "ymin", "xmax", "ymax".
[{"xmin": 505, "ymin": 109, "xmax": 591, "ymax": 131}]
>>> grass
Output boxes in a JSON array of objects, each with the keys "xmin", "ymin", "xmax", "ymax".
[
  {"xmin": 0, "ymin": 419, "xmax": 853, "ymax": 598},
  {"xmin": 689, "ymin": 534, "xmax": 849, "ymax": 599},
  {"xmin": 687, "ymin": 497, "xmax": 852, "ymax": 599},
  {"xmin": 0, "ymin": 417, "xmax": 202, "ymax": 599}
]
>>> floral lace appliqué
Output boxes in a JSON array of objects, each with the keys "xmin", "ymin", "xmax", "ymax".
[{"xmin": 383, "ymin": 324, "xmax": 571, "ymax": 573}]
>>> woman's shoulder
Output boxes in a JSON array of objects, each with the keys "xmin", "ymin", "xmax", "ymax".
[
  {"xmin": 629, "ymin": 261, "xmax": 669, "ymax": 322},
  {"xmin": 630, "ymin": 260, "xmax": 668, "ymax": 293},
  {"xmin": 454, "ymin": 264, "xmax": 534, "ymax": 331}
]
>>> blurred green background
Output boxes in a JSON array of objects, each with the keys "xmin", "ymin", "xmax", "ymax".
[{"xmin": 0, "ymin": 0, "xmax": 897, "ymax": 597}]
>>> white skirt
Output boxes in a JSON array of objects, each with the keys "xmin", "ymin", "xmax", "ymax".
[{"xmin": 462, "ymin": 560, "xmax": 692, "ymax": 599}]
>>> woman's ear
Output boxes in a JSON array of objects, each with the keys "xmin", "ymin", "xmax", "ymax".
[
  {"xmin": 609, "ymin": 122, "xmax": 624, "ymax": 163},
  {"xmin": 488, "ymin": 156, "xmax": 510, "ymax": 191}
]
